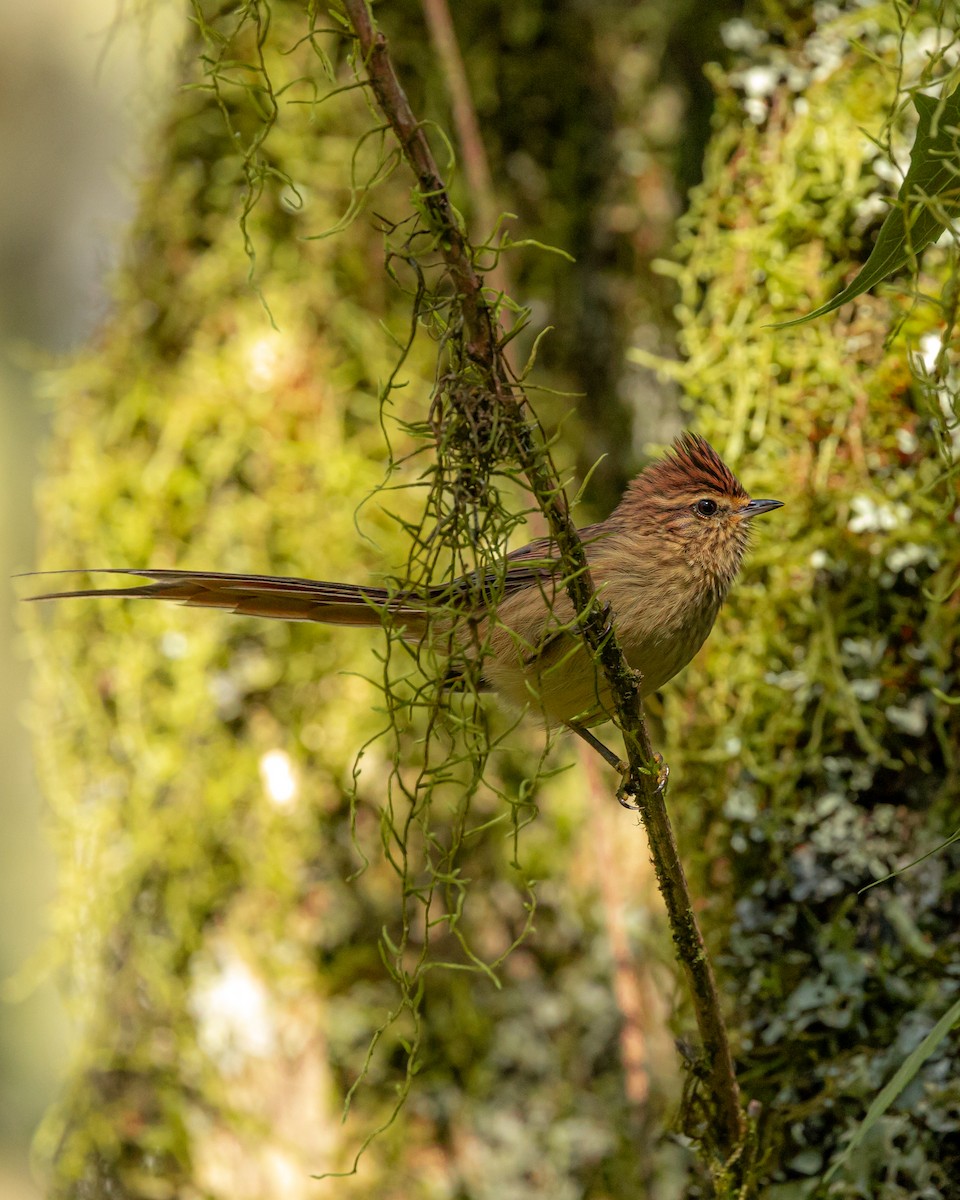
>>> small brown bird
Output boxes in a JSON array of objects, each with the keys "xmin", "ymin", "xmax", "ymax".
[{"xmin": 30, "ymin": 433, "xmax": 781, "ymax": 771}]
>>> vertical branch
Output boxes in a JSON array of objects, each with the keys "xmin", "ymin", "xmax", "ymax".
[{"xmin": 336, "ymin": 0, "xmax": 746, "ymax": 1163}]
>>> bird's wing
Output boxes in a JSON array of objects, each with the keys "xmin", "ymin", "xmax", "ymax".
[{"xmin": 427, "ymin": 521, "xmax": 612, "ymax": 606}]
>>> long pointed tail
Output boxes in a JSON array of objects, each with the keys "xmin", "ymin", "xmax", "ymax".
[{"xmin": 26, "ymin": 568, "xmax": 429, "ymax": 631}]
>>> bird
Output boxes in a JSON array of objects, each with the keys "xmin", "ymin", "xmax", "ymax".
[{"xmin": 28, "ymin": 433, "xmax": 782, "ymax": 783}]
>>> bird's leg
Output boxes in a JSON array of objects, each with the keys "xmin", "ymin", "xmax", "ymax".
[
  {"xmin": 567, "ymin": 724, "xmax": 669, "ymax": 810},
  {"xmin": 568, "ymin": 723, "xmax": 627, "ymax": 773}
]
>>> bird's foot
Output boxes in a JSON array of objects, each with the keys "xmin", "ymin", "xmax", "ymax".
[
  {"xmin": 616, "ymin": 751, "xmax": 669, "ymax": 810},
  {"xmin": 565, "ymin": 723, "xmax": 668, "ymax": 810}
]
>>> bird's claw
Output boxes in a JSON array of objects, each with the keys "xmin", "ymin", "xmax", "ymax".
[
  {"xmin": 653, "ymin": 751, "xmax": 670, "ymax": 794},
  {"xmin": 616, "ymin": 751, "xmax": 669, "ymax": 811},
  {"xmin": 616, "ymin": 783, "xmax": 641, "ymax": 811},
  {"xmin": 598, "ymin": 600, "xmax": 615, "ymax": 640},
  {"xmin": 614, "ymin": 759, "xmax": 637, "ymax": 809}
]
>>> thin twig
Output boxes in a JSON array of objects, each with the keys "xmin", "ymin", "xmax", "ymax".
[{"xmin": 338, "ymin": 0, "xmax": 745, "ymax": 1162}]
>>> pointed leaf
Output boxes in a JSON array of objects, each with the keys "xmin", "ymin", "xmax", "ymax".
[
  {"xmin": 773, "ymin": 82, "xmax": 960, "ymax": 329},
  {"xmin": 824, "ymin": 995, "xmax": 960, "ymax": 1183}
]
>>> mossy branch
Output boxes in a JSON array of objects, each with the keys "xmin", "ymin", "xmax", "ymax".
[{"xmin": 339, "ymin": 0, "xmax": 746, "ymax": 1166}]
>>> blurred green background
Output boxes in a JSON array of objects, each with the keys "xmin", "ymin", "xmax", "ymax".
[
  {"xmin": 0, "ymin": 1, "xmax": 718, "ymax": 1193},
  {"xmin": 0, "ymin": 3, "xmax": 179, "ymax": 1195}
]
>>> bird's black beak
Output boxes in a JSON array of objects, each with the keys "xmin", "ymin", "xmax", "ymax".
[{"xmin": 742, "ymin": 498, "xmax": 784, "ymax": 519}]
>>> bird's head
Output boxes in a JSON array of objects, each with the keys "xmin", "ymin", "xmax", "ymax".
[{"xmin": 615, "ymin": 432, "xmax": 783, "ymax": 588}]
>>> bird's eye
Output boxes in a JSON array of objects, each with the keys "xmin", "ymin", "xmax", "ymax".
[{"xmin": 694, "ymin": 498, "xmax": 718, "ymax": 517}]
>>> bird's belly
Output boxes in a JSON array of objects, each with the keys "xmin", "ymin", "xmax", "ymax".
[
  {"xmin": 480, "ymin": 593, "xmax": 717, "ymax": 728},
  {"xmin": 480, "ymin": 632, "xmax": 613, "ymax": 727}
]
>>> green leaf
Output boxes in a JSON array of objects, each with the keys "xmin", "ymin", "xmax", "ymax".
[
  {"xmin": 823, "ymin": 995, "xmax": 960, "ymax": 1183},
  {"xmin": 859, "ymin": 825, "xmax": 960, "ymax": 894},
  {"xmin": 773, "ymin": 82, "xmax": 960, "ymax": 329}
]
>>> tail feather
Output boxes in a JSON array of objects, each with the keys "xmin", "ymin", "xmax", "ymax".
[
  {"xmin": 26, "ymin": 568, "xmax": 427, "ymax": 631},
  {"xmin": 23, "ymin": 531, "xmax": 595, "ymax": 630}
]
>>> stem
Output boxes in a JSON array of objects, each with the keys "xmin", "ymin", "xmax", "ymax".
[
  {"xmin": 645, "ymin": 790, "xmax": 743, "ymax": 1148},
  {"xmin": 337, "ymin": 0, "xmax": 745, "ymax": 1162}
]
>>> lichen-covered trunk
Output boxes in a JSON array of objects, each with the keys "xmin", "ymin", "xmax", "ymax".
[{"xmin": 650, "ymin": 5, "xmax": 960, "ymax": 1193}]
